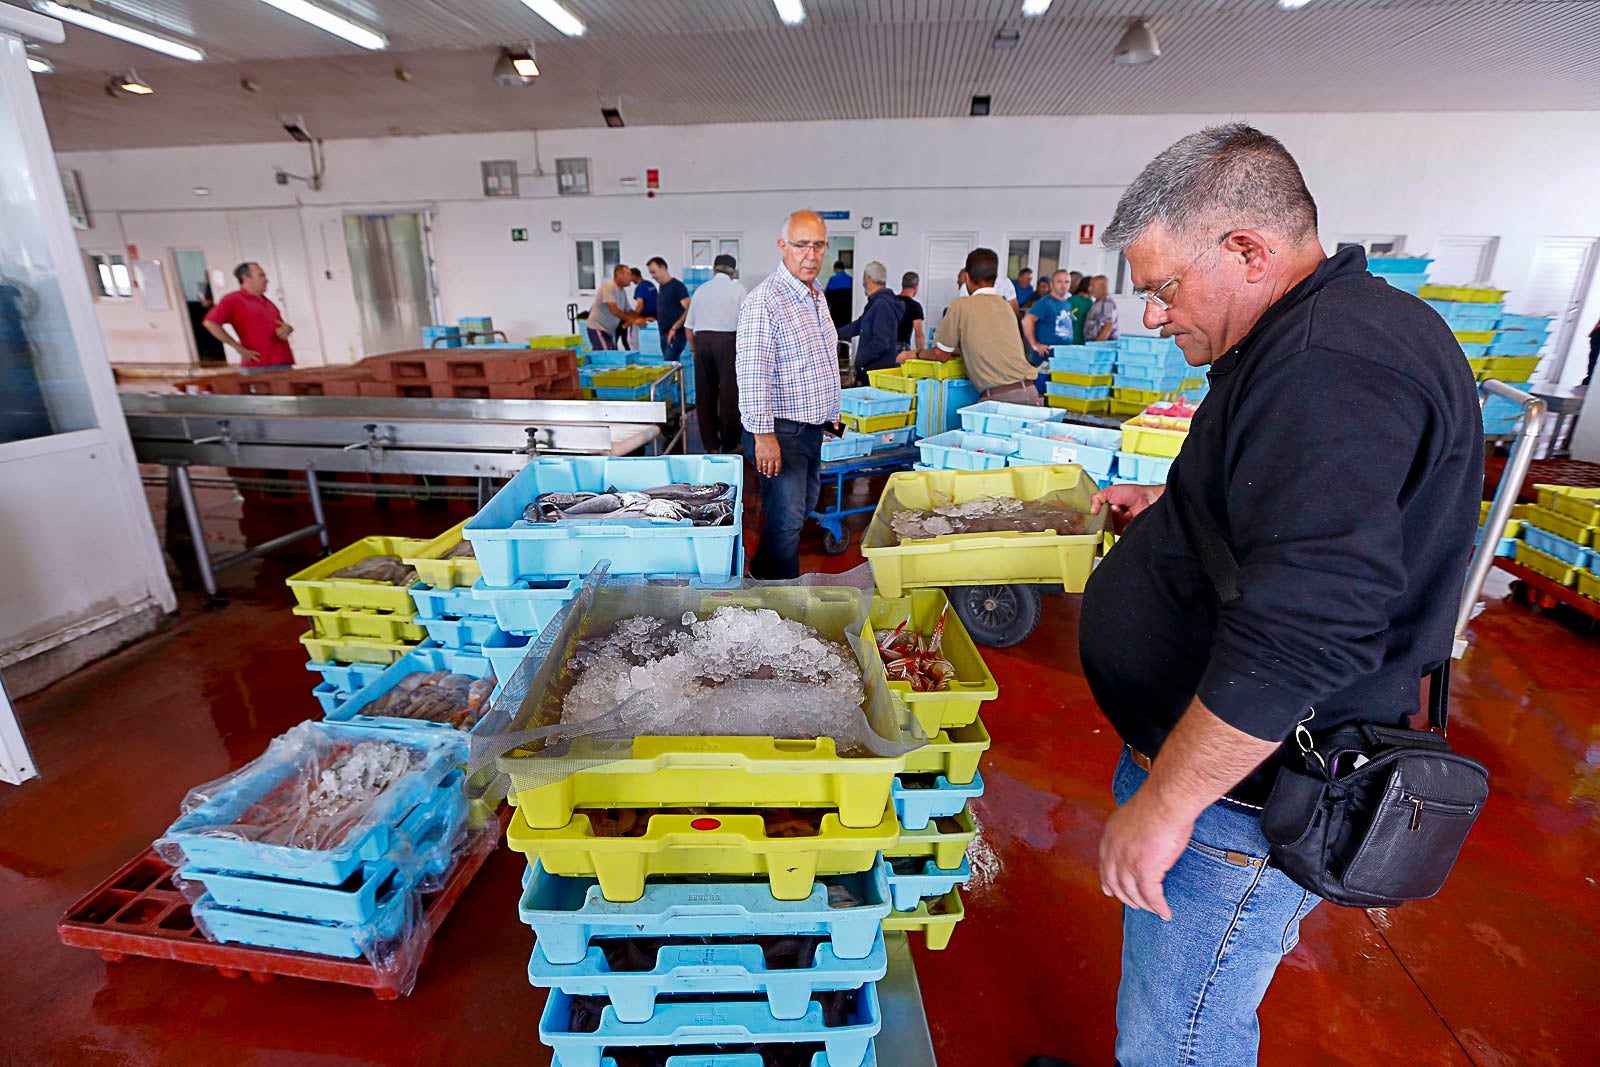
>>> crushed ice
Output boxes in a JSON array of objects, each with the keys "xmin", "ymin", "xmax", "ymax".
[{"xmin": 306, "ymin": 741, "xmax": 418, "ymax": 819}]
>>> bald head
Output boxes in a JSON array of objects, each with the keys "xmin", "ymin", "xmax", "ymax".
[
  {"xmin": 780, "ymin": 210, "xmax": 827, "ymax": 242},
  {"xmin": 778, "ymin": 210, "xmax": 829, "ymax": 285}
]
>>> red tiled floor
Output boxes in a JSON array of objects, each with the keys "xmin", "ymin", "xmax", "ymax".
[{"xmin": 1, "ymin": 478, "xmax": 1595, "ymax": 1066}]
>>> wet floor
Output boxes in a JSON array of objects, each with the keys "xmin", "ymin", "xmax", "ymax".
[{"xmin": 1, "ymin": 470, "xmax": 1595, "ymax": 1066}]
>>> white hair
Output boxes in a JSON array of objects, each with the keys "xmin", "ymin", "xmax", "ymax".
[{"xmin": 863, "ymin": 261, "xmax": 887, "ymax": 285}]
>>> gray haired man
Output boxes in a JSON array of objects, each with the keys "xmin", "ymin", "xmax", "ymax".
[
  {"xmin": 837, "ymin": 260, "xmax": 904, "ymax": 386},
  {"xmin": 1029, "ymin": 124, "xmax": 1481, "ymax": 1067}
]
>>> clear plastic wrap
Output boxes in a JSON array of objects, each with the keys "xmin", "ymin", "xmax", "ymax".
[{"xmin": 466, "ymin": 564, "xmax": 926, "ymax": 803}]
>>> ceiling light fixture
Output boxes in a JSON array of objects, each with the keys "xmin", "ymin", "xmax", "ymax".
[
  {"xmin": 1277, "ymin": 0, "xmax": 1313, "ymax": 8},
  {"xmin": 970, "ymin": 94, "xmax": 992, "ymax": 116},
  {"xmin": 1112, "ymin": 18, "xmax": 1160, "ymax": 65},
  {"xmin": 32, "ymin": 2, "xmax": 205, "ymax": 62},
  {"xmin": 601, "ymin": 106, "xmax": 625, "ymax": 128},
  {"xmin": 27, "ymin": 55, "xmax": 55, "ymax": 75},
  {"xmin": 772, "ymin": 0, "xmax": 806, "ymax": 25},
  {"xmin": 991, "ymin": 28, "xmax": 1020, "ymax": 50},
  {"xmin": 113, "ymin": 70, "xmax": 155, "ymax": 95},
  {"xmin": 493, "ymin": 46, "xmax": 539, "ymax": 85},
  {"xmin": 517, "ymin": 0, "xmax": 586, "ymax": 38},
  {"xmin": 250, "ymin": 0, "xmax": 387, "ymax": 50},
  {"xmin": 1021, "ymin": 0, "xmax": 1054, "ymax": 15}
]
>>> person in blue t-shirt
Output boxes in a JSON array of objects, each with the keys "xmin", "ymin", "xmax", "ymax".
[
  {"xmin": 1014, "ymin": 267, "xmax": 1035, "ymax": 307},
  {"xmin": 1021, "ymin": 269, "xmax": 1078, "ymax": 363},
  {"xmin": 825, "ymin": 261, "xmax": 853, "ymax": 291}
]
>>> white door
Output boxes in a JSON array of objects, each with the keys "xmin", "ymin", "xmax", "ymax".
[
  {"xmin": 924, "ymin": 234, "xmax": 976, "ymax": 332},
  {"xmin": 228, "ymin": 210, "xmax": 323, "ymax": 364},
  {"xmin": 1518, "ymin": 237, "xmax": 1598, "ymax": 386}
]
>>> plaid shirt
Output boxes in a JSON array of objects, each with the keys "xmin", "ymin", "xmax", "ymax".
[{"xmin": 737, "ymin": 262, "xmax": 841, "ymax": 434}]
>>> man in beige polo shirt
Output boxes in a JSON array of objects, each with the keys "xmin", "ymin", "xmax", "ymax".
[{"xmin": 900, "ymin": 247, "xmax": 1041, "ymax": 405}]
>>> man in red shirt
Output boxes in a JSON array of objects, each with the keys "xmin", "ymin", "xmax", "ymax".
[{"xmin": 203, "ymin": 262, "xmax": 294, "ymax": 372}]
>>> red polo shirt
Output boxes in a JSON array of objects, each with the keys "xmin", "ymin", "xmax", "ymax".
[{"xmin": 204, "ymin": 289, "xmax": 294, "ymax": 367}]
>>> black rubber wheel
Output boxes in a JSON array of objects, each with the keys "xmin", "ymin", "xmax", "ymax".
[
  {"xmin": 949, "ymin": 583, "xmax": 1043, "ymax": 648},
  {"xmin": 820, "ymin": 526, "xmax": 850, "ymax": 555}
]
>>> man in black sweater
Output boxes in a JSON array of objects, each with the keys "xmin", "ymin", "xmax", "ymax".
[{"xmin": 1037, "ymin": 125, "xmax": 1481, "ymax": 1067}]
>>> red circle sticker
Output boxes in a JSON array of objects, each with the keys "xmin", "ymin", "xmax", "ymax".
[{"xmin": 690, "ymin": 818, "xmax": 721, "ymax": 831}]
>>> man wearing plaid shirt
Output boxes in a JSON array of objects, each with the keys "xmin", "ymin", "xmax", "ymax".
[{"xmin": 737, "ymin": 210, "xmax": 842, "ymax": 580}]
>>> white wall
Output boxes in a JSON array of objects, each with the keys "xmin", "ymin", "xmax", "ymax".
[{"xmin": 57, "ymin": 111, "xmax": 1600, "ymax": 391}]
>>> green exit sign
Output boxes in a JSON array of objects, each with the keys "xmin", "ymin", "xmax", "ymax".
[
  {"xmin": 879, "ymin": 221, "xmax": 898, "ymax": 237},
  {"xmin": 510, "ymin": 227, "xmax": 529, "ymax": 242}
]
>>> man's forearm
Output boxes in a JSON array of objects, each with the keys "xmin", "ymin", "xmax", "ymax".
[
  {"xmin": 204, "ymin": 322, "xmax": 245, "ymax": 352},
  {"xmin": 1021, "ymin": 318, "xmax": 1040, "ymax": 347},
  {"xmin": 1136, "ymin": 700, "xmax": 1282, "ymax": 822}
]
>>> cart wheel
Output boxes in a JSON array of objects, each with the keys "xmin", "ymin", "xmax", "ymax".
[
  {"xmin": 820, "ymin": 526, "xmax": 850, "ymax": 555},
  {"xmin": 950, "ymin": 584, "xmax": 1042, "ymax": 648}
]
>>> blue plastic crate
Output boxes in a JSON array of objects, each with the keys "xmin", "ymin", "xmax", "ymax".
[
  {"xmin": 916, "ymin": 430, "xmax": 1018, "ymax": 471},
  {"xmin": 192, "ymin": 878, "xmax": 409, "ymax": 958},
  {"xmin": 540, "ymin": 984, "xmax": 881, "ymax": 1067},
  {"xmin": 1425, "ymin": 299, "xmax": 1506, "ymax": 320},
  {"xmin": 1379, "ymin": 275, "xmax": 1426, "ymax": 294},
  {"xmin": 465, "ymin": 455, "xmax": 744, "ymax": 584},
  {"xmin": 592, "ymin": 383, "xmax": 656, "ymax": 401},
  {"xmin": 957, "ymin": 400, "xmax": 1063, "ymax": 437},
  {"xmin": 1011, "ymin": 423, "xmax": 1121, "ymax": 481},
  {"xmin": 1522, "ymin": 526, "xmax": 1594, "ymax": 569},
  {"xmin": 840, "ymin": 387, "xmax": 914, "ymax": 418},
  {"xmin": 1114, "ymin": 370, "xmax": 1189, "ymax": 392},
  {"xmin": 1445, "ymin": 314, "xmax": 1499, "ymax": 332},
  {"xmin": 519, "ymin": 858, "xmax": 894, "ymax": 965},
  {"xmin": 305, "ymin": 659, "xmax": 388, "ymax": 694},
  {"xmin": 638, "ymin": 326, "xmax": 663, "ymax": 357},
  {"xmin": 1044, "ymin": 381, "xmax": 1112, "ymax": 400},
  {"xmin": 322, "ymin": 645, "xmax": 495, "ymax": 733},
  {"xmin": 420, "ymin": 615, "xmax": 500, "ymax": 648},
  {"xmin": 891, "ymin": 772, "xmax": 985, "ymax": 832},
  {"xmin": 312, "ymin": 682, "xmax": 347, "ymax": 715},
  {"xmin": 914, "ymin": 377, "xmax": 981, "ymax": 439},
  {"xmin": 886, "ymin": 857, "xmax": 972, "ymax": 912},
  {"xmin": 528, "ymin": 930, "xmax": 888, "ymax": 1024},
  {"xmin": 472, "ymin": 576, "xmax": 584, "ymax": 636},
  {"xmin": 1118, "ymin": 335, "xmax": 1181, "ymax": 357},
  {"xmin": 1487, "ymin": 336, "xmax": 1545, "ymax": 356},
  {"xmin": 1459, "ymin": 342, "xmax": 1491, "ymax": 359},
  {"xmin": 586, "ymin": 349, "xmax": 643, "ymax": 367},
  {"xmin": 866, "ymin": 425, "xmax": 916, "ymax": 452},
  {"xmin": 422, "ymin": 325, "xmax": 462, "ymax": 348},
  {"xmin": 821, "ymin": 430, "xmax": 878, "ymax": 462},
  {"xmin": 158, "ymin": 724, "xmax": 465, "ymax": 885},
  {"xmin": 602, "ymin": 1053, "xmax": 875, "ymax": 1067},
  {"xmin": 482, "ymin": 627, "xmax": 533, "ymax": 683},
  {"xmin": 1049, "ymin": 348, "xmax": 1117, "ymax": 375},
  {"xmin": 1365, "ymin": 257, "xmax": 1433, "ymax": 275},
  {"xmin": 1114, "ymin": 349, "xmax": 1189, "ymax": 373},
  {"xmin": 1496, "ymin": 314, "xmax": 1553, "ymax": 334},
  {"xmin": 1115, "ymin": 451, "xmax": 1176, "ymax": 484},
  {"xmin": 408, "ymin": 582, "xmax": 492, "ymax": 622}
]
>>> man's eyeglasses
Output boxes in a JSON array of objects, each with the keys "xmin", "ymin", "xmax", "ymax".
[
  {"xmin": 1132, "ymin": 232, "xmax": 1230, "ymax": 311},
  {"xmin": 784, "ymin": 240, "xmax": 828, "ymax": 253}
]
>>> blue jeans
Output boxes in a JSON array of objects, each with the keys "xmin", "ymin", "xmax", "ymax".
[
  {"xmin": 663, "ymin": 329, "xmax": 686, "ymax": 363},
  {"xmin": 742, "ymin": 420, "xmax": 823, "ymax": 580},
  {"xmin": 1113, "ymin": 748, "xmax": 1320, "ymax": 1067}
]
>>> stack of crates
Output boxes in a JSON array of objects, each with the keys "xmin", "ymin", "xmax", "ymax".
[
  {"xmin": 841, "ymin": 387, "xmax": 915, "ymax": 439},
  {"xmin": 915, "ymin": 401, "xmax": 1060, "ymax": 472},
  {"xmin": 1475, "ymin": 500, "xmax": 1526, "ymax": 560},
  {"xmin": 1516, "ymin": 487, "xmax": 1600, "ymax": 601},
  {"xmin": 862, "ymin": 368, "xmax": 922, "ymax": 452},
  {"xmin": 680, "ymin": 266, "xmax": 715, "ymax": 295},
  {"xmin": 1365, "ymin": 255, "xmax": 1434, "ymax": 295},
  {"xmin": 1045, "ymin": 343, "xmax": 1116, "ymax": 414},
  {"xmin": 458, "ymin": 316, "xmax": 495, "ymax": 344},
  {"xmin": 1114, "ymin": 400, "xmax": 1196, "ymax": 486},
  {"xmin": 1110, "ymin": 337, "xmax": 1201, "ymax": 415},
  {"xmin": 1004, "ymin": 420, "xmax": 1124, "ymax": 485}
]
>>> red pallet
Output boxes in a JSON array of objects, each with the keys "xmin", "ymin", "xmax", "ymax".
[
  {"xmin": 431, "ymin": 349, "xmax": 577, "ymax": 385},
  {"xmin": 1493, "ymin": 557, "xmax": 1600, "ymax": 621},
  {"xmin": 57, "ymin": 823, "xmax": 501, "ymax": 1000}
]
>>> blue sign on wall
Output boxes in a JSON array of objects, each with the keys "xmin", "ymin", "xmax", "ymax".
[{"xmin": 817, "ymin": 211, "xmax": 850, "ymax": 221}]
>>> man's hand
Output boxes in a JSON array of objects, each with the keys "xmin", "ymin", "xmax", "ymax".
[
  {"xmin": 1031, "ymin": 341, "xmax": 1052, "ymax": 359},
  {"xmin": 667, "ymin": 328, "xmax": 678, "ymax": 343},
  {"xmin": 238, "ymin": 347, "xmax": 260, "ymax": 361},
  {"xmin": 753, "ymin": 433, "xmax": 782, "ymax": 478},
  {"xmin": 1090, "ymin": 483, "xmax": 1164, "ymax": 535},
  {"xmin": 895, "ymin": 350, "xmax": 915, "ymax": 366},
  {"xmin": 275, "ymin": 322, "xmax": 293, "ymax": 340},
  {"xmin": 1099, "ymin": 788, "xmax": 1194, "ymax": 922}
]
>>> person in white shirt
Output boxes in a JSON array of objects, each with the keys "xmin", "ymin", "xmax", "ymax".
[{"xmin": 683, "ymin": 254, "xmax": 748, "ymax": 453}]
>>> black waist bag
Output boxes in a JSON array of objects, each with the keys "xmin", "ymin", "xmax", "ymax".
[{"xmin": 1175, "ymin": 486, "xmax": 1489, "ymax": 908}]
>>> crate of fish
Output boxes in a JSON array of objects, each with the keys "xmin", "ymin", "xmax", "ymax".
[
  {"xmin": 190, "ymin": 879, "xmax": 411, "ymax": 960},
  {"xmin": 506, "ymin": 805, "xmax": 901, "ymax": 904},
  {"xmin": 914, "ymin": 377, "xmax": 981, "ymax": 439},
  {"xmin": 885, "ymin": 855, "xmax": 972, "ymax": 912},
  {"xmin": 176, "ymin": 769, "xmax": 467, "ymax": 925},
  {"xmin": 465, "ymin": 455, "xmax": 743, "ymax": 584},
  {"xmin": 821, "ymin": 430, "xmax": 878, "ymax": 463},
  {"xmin": 915, "ymin": 430, "xmax": 1019, "ymax": 471},
  {"xmin": 901, "ymin": 717, "xmax": 990, "ymax": 786},
  {"xmin": 1011, "ymin": 423, "xmax": 1121, "ymax": 483},
  {"xmin": 841, "ymin": 387, "xmax": 914, "ymax": 419},
  {"xmin": 519, "ymin": 856, "xmax": 893, "ymax": 965},
  {"xmin": 322, "ymin": 645, "xmax": 496, "ymax": 734},
  {"xmin": 901, "ymin": 357, "xmax": 966, "ymax": 380},
  {"xmin": 491, "ymin": 584, "xmax": 923, "ymax": 829},
  {"xmin": 886, "ymin": 808, "xmax": 976, "ymax": 871},
  {"xmin": 867, "ymin": 589, "xmax": 996, "ymax": 735},
  {"xmin": 156, "ymin": 721, "xmax": 467, "ymax": 886},
  {"xmin": 1521, "ymin": 527, "xmax": 1594, "ymax": 570},
  {"xmin": 881, "ymin": 887, "xmax": 964, "ymax": 951},
  {"xmin": 892, "ymin": 772, "xmax": 985, "ymax": 832},
  {"xmin": 286, "ymin": 536, "xmax": 431, "ymax": 613},
  {"xmin": 860, "ymin": 466, "xmax": 1106, "ymax": 598},
  {"xmin": 472, "ymin": 575, "xmax": 584, "ymax": 636},
  {"xmin": 527, "ymin": 929, "xmax": 889, "ymax": 1024},
  {"xmin": 294, "ymin": 605, "xmax": 428, "ymax": 644},
  {"xmin": 1115, "ymin": 451, "xmax": 1176, "ymax": 485},
  {"xmin": 867, "ymin": 425, "xmax": 916, "ymax": 452},
  {"xmin": 1120, "ymin": 414, "xmax": 1189, "ymax": 458},
  {"xmin": 1046, "ymin": 395, "xmax": 1111, "ymax": 415},
  {"xmin": 401, "ymin": 523, "xmax": 481, "ymax": 591},
  {"xmin": 300, "ymin": 631, "xmax": 420, "ymax": 666},
  {"xmin": 865, "ymin": 366, "xmax": 918, "ymax": 395},
  {"xmin": 957, "ymin": 400, "xmax": 1063, "ymax": 438}
]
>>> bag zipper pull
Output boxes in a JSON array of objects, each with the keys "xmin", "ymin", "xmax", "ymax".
[{"xmin": 1408, "ymin": 795, "xmax": 1424, "ymax": 831}]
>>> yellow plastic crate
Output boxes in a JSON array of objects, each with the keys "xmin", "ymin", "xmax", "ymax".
[
  {"xmin": 505, "ymin": 805, "xmax": 900, "ymax": 903},
  {"xmin": 286, "ymin": 535, "xmax": 430, "ymax": 613},
  {"xmin": 901, "ymin": 357, "xmax": 966, "ymax": 380},
  {"xmin": 1108, "ymin": 398, "xmax": 1146, "ymax": 416},
  {"xmin": 294, "ymin": 605, "xmax": 426, "ymax": 643},
  {"xmin": 528, "ymin": 334, "xmax": 583, "ymax": 348},
  {"xmin": 885, "ymin": 807, "xmax": 975, "ymax": 870},
  {"xmin": 1486, "ymin": 356, "xmax": 1542, "ymax": 376},
  {"xmin": 861, "ymin": 467, "xmax": 1106, "ymax": 598},
  {"xmin": 868, "ymin": 590, "xmax": 997, "ymax": 736},
  {"xmin": 1049, "ymin": 371, "xmax": 1114, "ymax": 388},
  {"xmin": 1120, "ymin": 418, "xmax": 1188, "ymax": 459},
  {"xmin": 1047, "ymin": 395, "xmax": 1110, "ymax": 414},
  {"xmin": 298, "ymin": 630, "xmax": 419, "ymax": 665},
  {"xmin": 1540, "ymin": 486, "xmax": 1600, "ymax": 526},
  {"xmin": 403, "ymin": 520, "xmax": 482, "ymax": 591},
  {"xmin": 1112, "ymin": 387, "xmax": 1175, "ymax": 405},
  {"xmin": 843, "ymin": 410, "xmax": 915, "ymax": 433},
  {"xmin": 1466, "ymin": 357, "xmax": 1492, "ymax": 374},
  {"xmin": 1514, "ymin": 542, "xmax": 1580, "ymax": 587},
  {"xmin": 881, "ymin": 886, "xmax": 964, "ymax": 950},
  {"xmin": 903, "ymin": 717, "xmax": 991, "ymax": 785},
  {"xmin": 1453, "ymin": 330, "xmax": 1497, "ymax": 345},
  {"xmin": 508, "ymin": 737, "xmax": 906, "ymax": 830},
  {"xmin": 867, "ymin": 367, "xmax": 920, "ymax": 395},
  {"xmin": 1519, "ymin": 505, "xmax": 1594, "ymax": 546},
  {"xmin": 1576, "ymin": 569, "xmax": 1600, "ymax": 603},
  {"xmin": 1418, "ymin": 285, "xmax": 1510, "ymax": 303}
]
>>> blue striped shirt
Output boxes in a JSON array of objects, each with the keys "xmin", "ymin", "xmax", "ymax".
[{"xmin": 737, "ymin": 262, "xmax": 841, "ymax": 434}]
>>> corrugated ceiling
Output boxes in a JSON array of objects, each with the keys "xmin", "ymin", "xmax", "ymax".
[{"xmin": 13, "ymin": 0, "xmax": 1600, "ymax": 151}]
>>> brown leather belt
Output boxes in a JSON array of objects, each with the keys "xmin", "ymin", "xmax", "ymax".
[
  {"xmin": 981, "ymin": 381, "xmax": 1040, "ymax": 400},
  {"xmin": 1128, "ymin": 746, "xmax": 1264, "ymax": 810}
]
